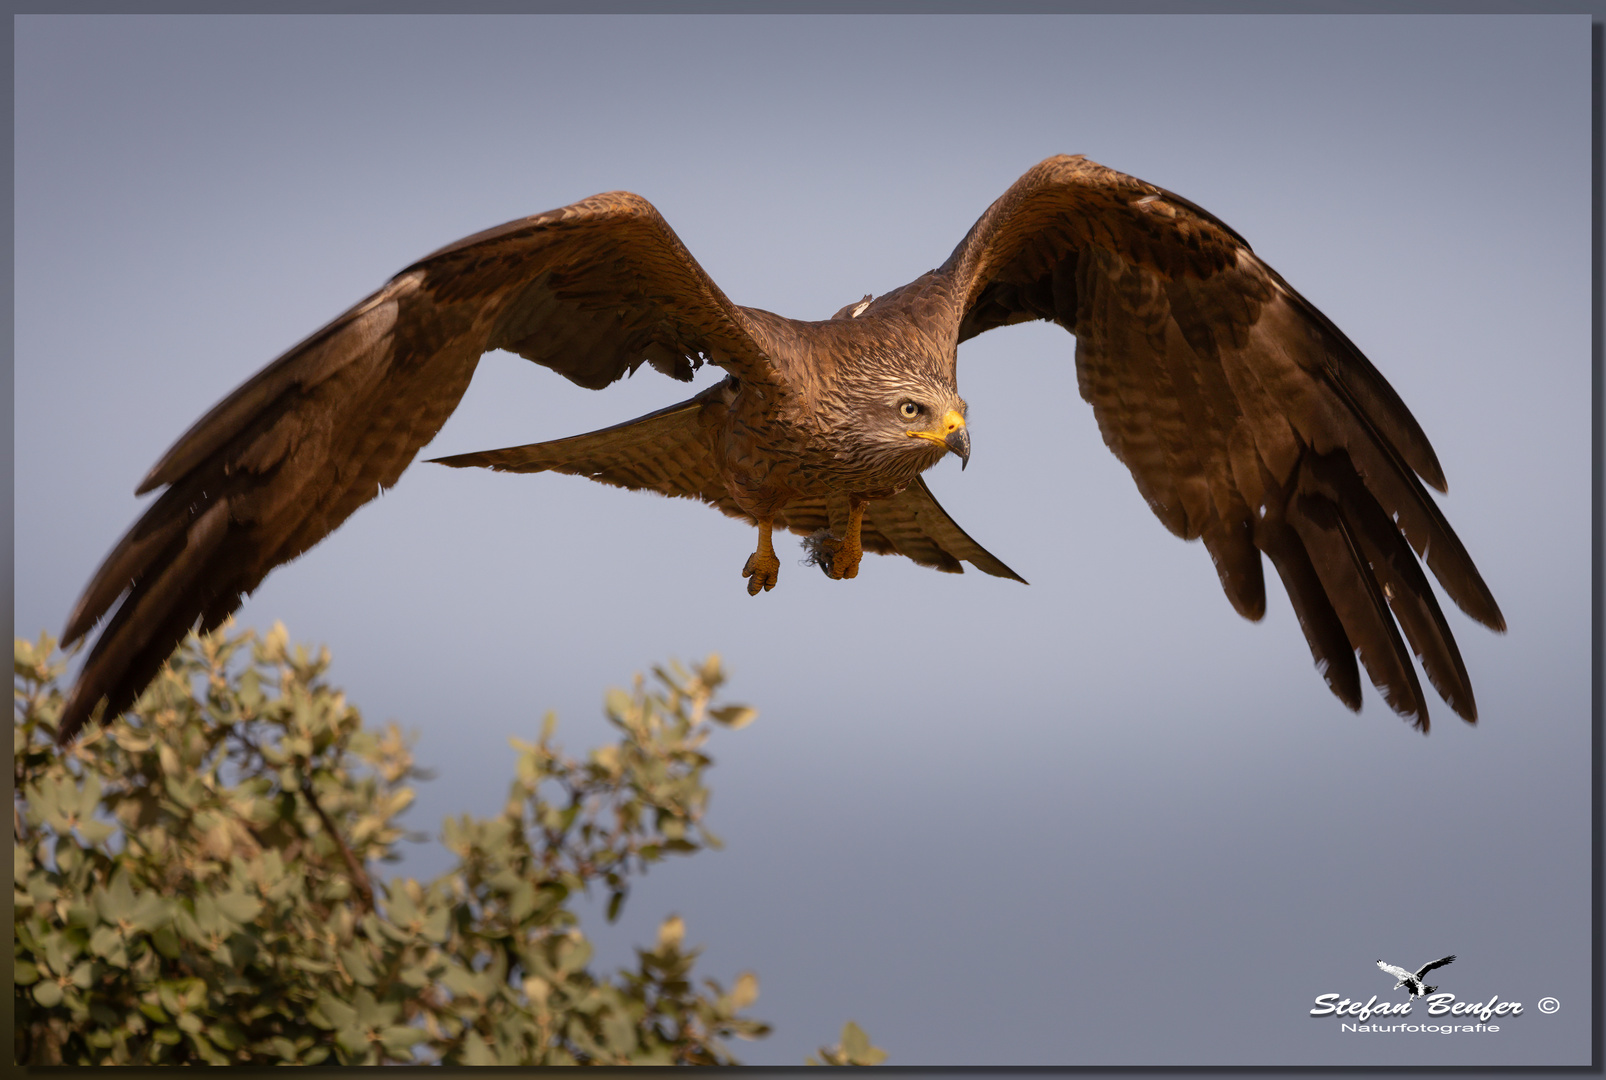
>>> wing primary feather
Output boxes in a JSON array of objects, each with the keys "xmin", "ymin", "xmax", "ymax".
[
  {"xmin": 1262, "ymin": 265, "xmax": 1448, "ymax": 493},
  {"xmin": 61, "ymin": 497, "xmax": 189, "ymax": 645},
  {"xmin": 137, "ymin": 289, "xmax": 407, "ymax": 495},
  {"xmin": 1319, "ymin": 380, "xmax": 1505, "ymax": 633},
  {"xmin": 1308, "ymin": 452, "xmax": 1477, "ymax": 722},
  {"xmin": 1241, "ymin": 452, "xmax": 1363, "ymax": 710},
  {"xmin": 1288, "ymin": 485, "xmax": 1428, "ymax": 730},
  {"xmin": 58, "ymin": 498, "xmax": 233, "ymax": 742},
  {"xmin": 1255, "ymin": 525, "xmax": 1363, "ymax": 711},
  {"xmin": 1200, "ymin": 513, "xmax": 1267, "ymax": 621}
]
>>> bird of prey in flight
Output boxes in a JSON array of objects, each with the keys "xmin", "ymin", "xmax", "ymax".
[
  {"xmin": 1377, "ymin": 955, "xmax": 1456, "ymax": 998},
  {"xmin": 57, "ymin": 155, "xmax": 1503, "ymax": 742}
]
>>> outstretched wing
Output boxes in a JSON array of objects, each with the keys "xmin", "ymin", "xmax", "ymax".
[
  {"xmin": 1377, "ymin": 961, "xmax": 1414, "ymax": 983},
  {"xmin": 879, "ymin": 154, "xmax": 1503, "ymax": 730},
  {"xmin": 58, "ymin": 192, "xmax": 777, "ymax": 742},
  {"xmin": 433, "ymin": 392, "xmax": 1024, "ymax": 582},
  {"xmin": 1415, "ymin": 955, "xmax": 1456, "ymax": 977}
]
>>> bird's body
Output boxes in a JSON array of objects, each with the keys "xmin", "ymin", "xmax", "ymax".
[
  {"xmin": 438, "ymin": 302, "xmax": 987, "ymax": 591},
  {"xmin": 1377, "ymin": 955, "xmax": 1456, "ymax": 998},
  {"xmin": 57, "ymin": 155, "xmax": 1503, "ymax": 742},
  {"xmin": 704, "ymin": 315, "xmax": 960, "ymax": 510}
]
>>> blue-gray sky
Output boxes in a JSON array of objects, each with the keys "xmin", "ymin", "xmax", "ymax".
[{"xmin": 13, "ymin": 14, "xmax": 1592, "ymax": 1066}]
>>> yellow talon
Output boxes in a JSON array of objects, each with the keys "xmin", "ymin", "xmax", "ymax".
[
  {"xmin": 742, "ymin": 519, "xmax": 780, "ymax": 594},
  {"xmin": 819, "ymin": 497, "xmax": 866, "ymax": 580}
]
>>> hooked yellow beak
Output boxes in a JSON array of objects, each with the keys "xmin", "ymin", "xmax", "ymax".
[{"xmin": 906, "ymin": 409, "xmax": 970, "ymax": 469}]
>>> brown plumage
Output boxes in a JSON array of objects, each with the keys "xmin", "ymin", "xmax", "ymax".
[{"xmin": 58, "ymin": 155, "xmax": 1502, "ymax": 741}]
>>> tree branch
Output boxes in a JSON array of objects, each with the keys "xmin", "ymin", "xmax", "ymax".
[{"xmin": 299, "ymin": 775, "xmax": 374, "ymax": 912}]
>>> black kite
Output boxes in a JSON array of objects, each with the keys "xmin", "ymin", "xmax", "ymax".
[{"xmin": 58, "ymin": 156, "xmax": 1503, "ymax": 740}]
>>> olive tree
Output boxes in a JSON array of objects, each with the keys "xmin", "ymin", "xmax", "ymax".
[{"xmin": 14, "ymin": 625, "xmax": 884, "ymax": 1066}]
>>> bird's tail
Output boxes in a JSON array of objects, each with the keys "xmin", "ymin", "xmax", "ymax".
[{"xmin": 429, "ymin": 386, "xmax": 731, "ymax": 507}]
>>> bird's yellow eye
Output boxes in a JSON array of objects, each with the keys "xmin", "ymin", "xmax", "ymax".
[{"xmin": 899, "ymin": 402, "xmax": 920, "ymax": 420}]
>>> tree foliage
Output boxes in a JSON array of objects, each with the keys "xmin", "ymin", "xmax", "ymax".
[
  {"xmin": 811, "ymin": 1020, "xmax": 891, "ymax": 1066},
  {"xmin": 14, "ymin": 625, "xmax": 883, "ymax": 1065}
]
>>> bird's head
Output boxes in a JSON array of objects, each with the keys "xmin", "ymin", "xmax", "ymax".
[
  {"xmin": 838, "ymin": 368, "xmax": 969, "ymax": 474},
  {"xmin": 896, "ymin": 393, "xmax": 970, "ymax": 469}
]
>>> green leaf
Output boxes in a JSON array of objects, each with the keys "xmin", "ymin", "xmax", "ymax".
[
  {"xmin": 600, "ymin": 1006, "xmax": 637, "ymax": 1053},
  {"xmin": 386, "ymin": 885, "xmax": 420, "ymax": 928},
  {"xmin": 210, "ymin": 1017, "xmax": 246, "ymax": 1051},
  {"xmin": 709, "ymin": 705, "xmax": 758, "ymax": 730},
  {"xmin": 43, "ymin": 927, "xmax": 80, "ymax": 974},
  {"xmin": 506, "ymin": 879, "xmax": 539, "ymax": 923},
  {"xmin": 190, "ymin": 1030, "xmax": 230, "ymax": 1065},
  {"xmin": 151, "ymin": 924, "xmax": 182, "ymax": 959},
  {"xmin": 314, "ymin": 992, "xmax": 357, "ymax": 1032},
  {"xmin": 339, "ymin": 944, "xmax": 377, "ymax": 987},
  {"xmin": 605, "ymin": 688, "xmax": 634, "ymax": 721},
  {"xmin": 335, "ymin": 1024, "xmax": 371, "ymax": 1057},
  {"xmin": 127, "ymin": 890, "xmax": 172, "ymax": 934},
  {"xmin": 460, "ymin": 1032, "xmax": 498, "ymax": 1065},
  {"xmin": 76, "ymin": 818, "xmax": 116, "ymax": 845},
  {"xmin": 554, "ymin": 933, "xmax": 593, "ymax": 975},
  {"xmin": 214, "ymin": 886, "xmax": 263, "ymax": 925},
  {"xmin": 94, "ymin": 872, "xmax": 139, "ymax": 923},
  {"xmin": 420, "ymin": 902, "xmax": 452, "ymax": 943},
  {"xmin": 440, "ymin": 961, "xmax": 490, "ymax": 1001},
  {"xmin": 730, "ymin": 971, "xmax": 759, "ymax": 1011},
  {"xmin": 351, "ymin": 987, "xmax": 397, "ymax": 1029},
  {"xmin": 838, "ymin": 1020, "xmax": 887, "ymax": 1065},
  {"xmin": 656, "ymin": 915, "xmax": 685, "ymax": 952},
  {"xmin": 89, "ymin": 924, "xmax": 126, "ymax": 965},
  {"xmin": 379, "ymin": 1024, "xmax": 427, "ymax": 1055}
]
